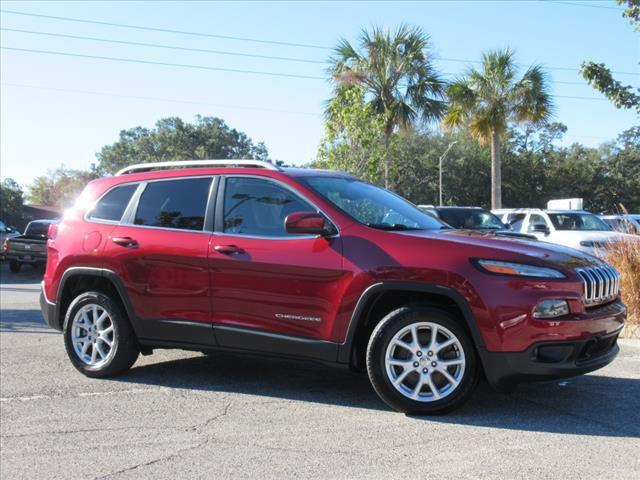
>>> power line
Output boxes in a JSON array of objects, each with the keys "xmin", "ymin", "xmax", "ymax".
[
  {"xmin": 2, "ymin": 46, "xmax": 611, "ymax": 100},
  {"xmin": 0, "ymin": 27, "xmax": 591, "ymax": 85},
  {"xmin": 538, "ymin": 0, "xmax": 623, "ymax": 10},
  {"xmin": 0, "ymin": 27, "xmax": 326, "ymax": 65},
  {"xmin": 0, "ymin": 46, "xmax": 326, "ymax": 80},
  {"xmin": 1, "ymin": 82, "xmax": 320, "ymax": 116},
  {"xmin": 2, "ymin": 9, "xmax": 637, "ymax": 76},
  {"xmin": 0, "ymin": 9, "xmax": 329, "ymax": 50}
]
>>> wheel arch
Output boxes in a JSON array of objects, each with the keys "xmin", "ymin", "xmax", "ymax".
[
  {"xmin": 55, "ymin": 267, "xmax": 136, "ymax": 332},
  {"xmin": 337, "ymin": 282, "xmax": 487, "ymax": 368}
]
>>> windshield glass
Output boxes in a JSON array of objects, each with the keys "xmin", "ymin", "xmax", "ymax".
[
  {"xmin": 548, "ymin": 213, "xmax": 612, "ymax": 231},
  {"xmin": 437, "ymin": 209, "xmax": 506, "ymax": 230},
  {"xmin": 301, "ymin": 177, "xmax": 446, "ymax": 231}
]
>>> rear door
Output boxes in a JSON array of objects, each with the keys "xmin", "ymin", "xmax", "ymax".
[
  {"xmin": 208, "ymin": 175, "xmax": 345, "ymax": 345},
  {"xmin": 103, "ymin": 176, "xmax": 216, "ymax": 345}
]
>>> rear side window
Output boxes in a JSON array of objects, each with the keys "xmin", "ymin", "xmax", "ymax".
[
  {"xmin": 89, "ymin": 184, "xmax": 138, "ymax": 222},
  {"xmin": 134, "ymin": 178, "xmax": 211, "ymax": 231}
]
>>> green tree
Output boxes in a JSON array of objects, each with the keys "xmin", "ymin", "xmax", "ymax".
[
  {"xmin": 95, "ymin": 115, "xmax": 269, "ymax": 174},
  {"xmin": 0, "ymin": 178, "xmax": 25, "ymax": 228},
  {"xmin": 328, "ymin": 25, "xmax": 446, "ymax": 190},
  {"xmin": 580, "ymin": 1, "xmax": 639, "ymax": 112},
  {"xmin": 28, "ymin": 167, "xmax": 98, "ymax": 208},
  {"xmin": 443, "ymin": 49, "xmax": 553, "ymax": 209},
  {"xmin": 316, "ymin": 86, "xmax": 386, "ymax": 183}
]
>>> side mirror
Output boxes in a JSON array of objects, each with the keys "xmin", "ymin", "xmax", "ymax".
[
  {"xmin": 285, "ymin": 211, "xmax": 333, "ymax": 236},
  {"xmin": 530, "ymin": 224, "xmax": 550, "ymax": 235}
]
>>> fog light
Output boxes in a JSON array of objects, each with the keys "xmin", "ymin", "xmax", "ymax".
[{"xmin": 533, "ymin": 300, "xmax": 570, "ymax": 319}]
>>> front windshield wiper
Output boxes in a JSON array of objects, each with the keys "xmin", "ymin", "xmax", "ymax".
[{"xmin": 367, "ymin": 223, "xmax": 423, "ymax": 231}]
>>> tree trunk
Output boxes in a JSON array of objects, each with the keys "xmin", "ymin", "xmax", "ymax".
[
  {"xmin": 490, "ymin": 129, "xmax": 502, "ymax": 209},
  {"xmin": 383, "ymin": 124, "xmax": 393, "ymax": 191}
]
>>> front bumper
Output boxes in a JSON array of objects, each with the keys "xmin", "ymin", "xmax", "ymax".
[
  {"xmin": 39, "ymin": 283, "xmax": 60, "ymax": 331},
  {"xmin": 482, "ymin": 327, "xmax": 621, "ymax": 390}
]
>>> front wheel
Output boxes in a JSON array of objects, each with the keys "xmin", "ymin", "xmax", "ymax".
[
  {"xmin": 366, "ymin": 306, "xmax": 479, "ymax": 414},
  {"xmin": 63, "ymin": 291, "xmax": 139, "ymax": 377}
]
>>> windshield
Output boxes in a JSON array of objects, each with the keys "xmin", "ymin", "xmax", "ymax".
[
  {"xmin": 548, "ymin": 213, "xmax": 612, "ymax": 231},
  {"xmin": 437, "ymin": 209, "xmax": 506, "ymax": 230},
  {"xmin": 300, "ymin": 177, "xmax": 446, "ymax": 231}
]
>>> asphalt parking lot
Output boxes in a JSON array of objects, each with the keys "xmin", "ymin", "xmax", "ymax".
[{"xmin": 1, "ymin": 263, "xmax": 639, "ymax": 479}]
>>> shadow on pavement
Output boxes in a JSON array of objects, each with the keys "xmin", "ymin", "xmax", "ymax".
[
  {"xmin": 115, "ymin": 350, "xmax": 640, "ymax": 438},
  {"xmin": 0, "ymin": 309, "xmax": 53, "ymax": 333}
]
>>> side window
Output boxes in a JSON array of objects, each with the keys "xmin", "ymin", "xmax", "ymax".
[
  {"xmin": 223, "ymin": 177, "xmax": 314, "ymax": 237},
  {"xmin": 528, "ymin": 214, "xmax": 548, "ymax": 231},
  {"xmin": 506, "ymin": 213, "xmax": 526, "ymax": 231},
  {"xmin": 134, "ymin": 178, "xmax": 212, "ymax": 231},
  {"xmin": 89, "ymin": 184, "xmax": 138, "ymax": 222}
]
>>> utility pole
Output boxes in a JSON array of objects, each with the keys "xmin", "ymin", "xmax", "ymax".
[{"xmin": 439, "ymin": 141, "xmax": 457, "ymax": 206}]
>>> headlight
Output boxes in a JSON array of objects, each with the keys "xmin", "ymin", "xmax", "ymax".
[{"xmin": 475, "ymin": 259, "xmax": 565, "ymax": 278}]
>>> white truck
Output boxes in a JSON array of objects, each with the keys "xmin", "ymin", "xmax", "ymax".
[{"xmin": 492, "ymin": 208, "xmax": 635, "ymax": 258}]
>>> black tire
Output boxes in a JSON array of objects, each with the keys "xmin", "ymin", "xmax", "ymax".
[
  {"xmin": 63, "ymin": 291, "xmax": 139, "ymax": 378},
  {"xmin": 9, "ymin": 260, "xmax": 21, "ymax": 273},
  {"xmin": 366, "ymin": 306, "xmax": 479, "ymax": 415}
]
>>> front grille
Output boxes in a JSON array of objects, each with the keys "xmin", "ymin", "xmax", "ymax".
[{"xmin": 575, "ymin": 265, "xmax": 620, "ymax": 306}]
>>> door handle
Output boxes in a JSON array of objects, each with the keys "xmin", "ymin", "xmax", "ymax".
[
  {"xmin": 214, "ymin": 244, "xmax": 245, "ymax": 255},
  {"xmin": 112, "ymin": 236, "xmax": 138, "ymax": 248}
]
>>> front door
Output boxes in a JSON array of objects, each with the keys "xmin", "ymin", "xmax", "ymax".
[
  {"xmin": 102, "ymin": 176, "xmax": 215, "ymax": 345},
  {"xmin": 209, "ymin": 176, "xmax": 346, "ymax": 346}
]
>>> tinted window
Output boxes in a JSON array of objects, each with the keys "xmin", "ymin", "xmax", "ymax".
[
  {"xmin": 223, "ymin": 177, "xmax": 313, "ymax": 236},
  {"xmin": 301, "ymin": 177, "xmax": 444, "ymax": 231},
  {"xmin": 505, "ymin": 213, "xmax": 526, "ymax": 231},
  {"xmin": 90, "ymin": 184, "xmax": 137, "ymax": 222},
  {"xmin": 135, "ymin": 178, "xmax": 211, "ymax": 231},
  {"xmin": 547, "ymin": 213, "xmax": 611, "ymax": 231},
  {"xmin": 437, "ymin": 209, "xmax": 506, "ymax": 230},
  {"xmin": 25, "ymin": 222, "xmax": 51, "ymax": 238}
]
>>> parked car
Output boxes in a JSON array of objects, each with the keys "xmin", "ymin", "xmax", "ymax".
[
  {"xmin": 600, "ymin": 214, "xmax": 640, "ymax": 235},
  {"xmin": 493, "ymin": 208, "xmax": 635, "ymax": 258},
  {"xmin": 3, "ymin": 219, "xmax": 56, "ymax": 272},
  {"xmin": 40, "ymin": 160, "xmax": 625, "ymax": 414},
  {"xmin": 0, "ymin": 220, "xmax": 20, "ymax": 260},
  {"xmin": 418, "ymin": 206, "xmax": 536, "ymax": 239}
]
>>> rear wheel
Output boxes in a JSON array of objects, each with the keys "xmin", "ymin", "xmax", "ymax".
[
  {"xmin": 63, "ymin": 291, "xmax": 139, "ymax": 377},
  {"xmin": 366, "ymin": 306, "xmax": 479, "ymax": 414},
  {"xmin": 9, "ymin": 260, "xmax": 21, "ymax": 273}
]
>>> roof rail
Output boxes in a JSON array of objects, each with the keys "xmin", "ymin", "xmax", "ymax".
[{"xmin": 115, "ymin": 159, "xmax": 280, "ymax": 175}]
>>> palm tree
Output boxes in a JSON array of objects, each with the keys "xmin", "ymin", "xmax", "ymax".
[
  {"xmin": 329, "ymin": 25, "xmax": 446, "ymax": 190},
  {"xmin": 443, "ymin": 49, "xmax": 553, "ymax": 209}
]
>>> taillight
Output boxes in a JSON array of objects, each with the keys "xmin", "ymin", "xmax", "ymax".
[
  {"xmin": 2, "ymin": 240, "xmax": 7, "ymax": 252},
  {"xmin": 47, "ymin": 223, "xmax": 58, "ymax": 240}
]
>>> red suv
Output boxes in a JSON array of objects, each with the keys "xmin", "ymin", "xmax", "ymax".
[{"xmin": 40, "ymin": 160, "xmax": 625, "ymax": 414}]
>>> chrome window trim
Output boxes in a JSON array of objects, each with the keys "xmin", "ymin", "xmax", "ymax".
[
  {"xmin": 124, "ymin": 175, "xmax": 215, "ymax": 233},
  {"xmin": 216, "ymin": 174, "xmax": 340, "ymax": 240}
]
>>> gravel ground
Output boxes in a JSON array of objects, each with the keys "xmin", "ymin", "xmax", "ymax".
[{"xmin": 1, "ymin": 264, "xmax": 639, "ymax": 479}]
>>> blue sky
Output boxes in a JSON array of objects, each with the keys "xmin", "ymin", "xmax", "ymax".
[{"xmin": 1, "ymin": 0, "xmax": 638, "ymax": 186}]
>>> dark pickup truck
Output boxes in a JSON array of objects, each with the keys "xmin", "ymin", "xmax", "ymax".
[{"xmin": 3, "ymin": 219, "xmax": 56, "ymax": 272}]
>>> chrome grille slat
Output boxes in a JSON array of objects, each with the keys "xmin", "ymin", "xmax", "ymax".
[{"xmin": 576, "ymin": 265, "xmax": 620, "ymax": 306}]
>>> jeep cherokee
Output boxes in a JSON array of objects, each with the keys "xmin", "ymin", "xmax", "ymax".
[{"xmin": 40, "ymin": 160, "xmax": 626, "ymax": 414}]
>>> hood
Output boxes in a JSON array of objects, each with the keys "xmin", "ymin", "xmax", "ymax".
[{"xmin": 399, "ymin": 228, "xmax": 602, "ymax": 268}]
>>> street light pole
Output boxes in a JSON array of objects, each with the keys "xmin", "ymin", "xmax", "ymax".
[{"xmin": 439, "ymin": 141, "xmax": 457, "ymax": 206}]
